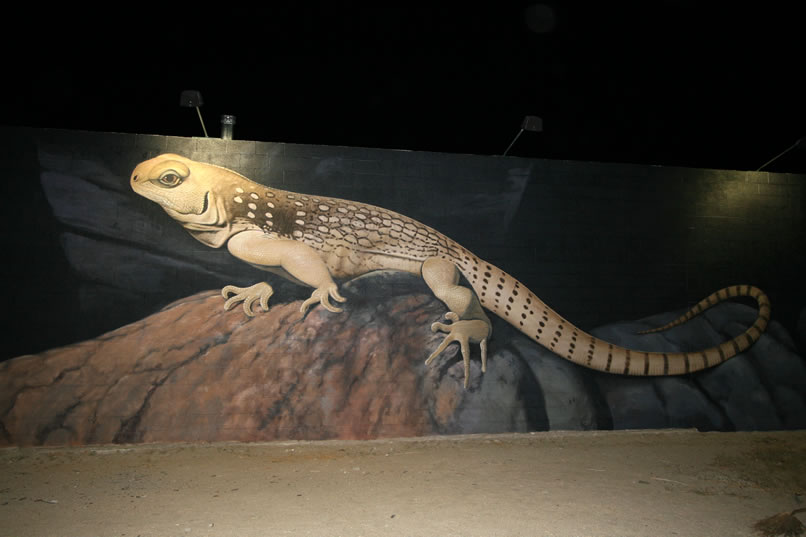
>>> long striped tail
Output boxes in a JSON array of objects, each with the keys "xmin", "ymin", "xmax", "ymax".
[
  {"xmin": 610, "ymin": 284, "xmax": 771, "ymax": 375},
  {"xmin": 551, "ymin": 284, "xmax": 770, "ymax": 375},
  {"xmin": 460, "ymin": 254, "xmax": 771, "ymax": 376}
]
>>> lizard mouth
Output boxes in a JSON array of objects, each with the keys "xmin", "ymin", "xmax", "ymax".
[
  {"xmin": 162, "ymin": 191, "xmax": 215, "ymax": 227},
  {"xmin": 165, "ymin": 191, "xmax": 209, "ymax": 217},
  {"xmin": 200, "ymin": 191, "xmax": 210, "ymax": 215}
]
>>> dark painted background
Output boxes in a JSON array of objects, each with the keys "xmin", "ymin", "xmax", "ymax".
[{"xmin": 1, "ymin": 126, "xmax": 803, "ymax": 362}]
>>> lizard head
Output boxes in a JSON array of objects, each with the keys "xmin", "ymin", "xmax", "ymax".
[{"xmin": 131, "ymin": 153, "xmax": 245, "ymax": 247}]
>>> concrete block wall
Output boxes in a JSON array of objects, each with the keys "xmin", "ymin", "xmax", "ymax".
[{"xmin": 1, "ymin": 126, "xmax": 803, "ymax": 360}]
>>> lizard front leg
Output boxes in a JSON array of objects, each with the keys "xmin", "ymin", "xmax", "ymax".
[
  {"xmin": 222, "ymin": 282, "xmax": 274, "ymax": 317},
  {"xmin": 225, "ymin": 230, "xmax": 346, "ymax": 315},
  {"xmin": 421, "ymin": 257, "xmax": 492, "ymax": 388}
]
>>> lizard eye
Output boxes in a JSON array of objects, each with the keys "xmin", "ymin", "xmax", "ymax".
[{"xmin": 158, "ymin": 171, "xmax": 183, "ymax": 188}]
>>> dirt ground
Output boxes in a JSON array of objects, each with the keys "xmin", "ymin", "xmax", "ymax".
[{"xmin": 1, "ymin": 429, "xmax": 804, "ymax": 537}]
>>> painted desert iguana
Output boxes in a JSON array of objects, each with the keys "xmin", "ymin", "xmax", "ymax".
[{"xmin": 131, "ymin": 154, "xmax": 770, "ymax": 387}]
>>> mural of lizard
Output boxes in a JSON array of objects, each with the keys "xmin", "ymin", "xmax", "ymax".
[{"xmin": 131, "ymin": 154, "xmax": 771, "ymax": 387}]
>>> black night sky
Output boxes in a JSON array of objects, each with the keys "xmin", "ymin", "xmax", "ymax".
[{"xmin": 4, "ymin": 3, "xmax": 804, "ymax": 172}]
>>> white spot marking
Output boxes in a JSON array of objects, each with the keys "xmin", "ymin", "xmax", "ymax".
[
  {"xmin": 235, "ymin": 187, "xmax": 244, "ymax": 193},
  {"xmin": 296, "ymin": 211, "xmax": 306, "ymax": 216},
  {"xmin": 267, "ymin": 202, "xmax": 275, "ymax": 208},
  {"xmin": 294, "ymin": 201, "xmax": 304, "ymax": 207},
  {"xmin": 295, "ymin": 219, "xmax": 305, "ymax": 225},
  {"xmin": 293, "ymin": 230, "xmax": 303, "ymax": 237},
  {"xmin": 265, "ymin": 212, "xmax": 273, "ymax": 219},
  {"xmin": 319, "ymin": 204, "xmax": 330, "ymax": 211},
  {"xmin": 234, "ymin": 196, "xmax": 243, "ymax": 203},
  {"xmin": 250, "ymin": 193, "xmax": 259, "ymax": 200},
  {"xmin": 247, "ymin": 212, "xmax": 255, "ymax": 218},
  {"xmin": 248, "ymin": 203, "xmax": 257, "ymax": 210}
]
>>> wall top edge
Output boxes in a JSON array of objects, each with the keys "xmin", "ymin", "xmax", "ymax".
[{"xmin": 1, "ymin": 125, "xmax": 802, "ymax": 178}]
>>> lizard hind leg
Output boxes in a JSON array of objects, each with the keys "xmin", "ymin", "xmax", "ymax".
[{"xmin": 421, "ymin": 257, "xmax": 492, "ymax": 388}]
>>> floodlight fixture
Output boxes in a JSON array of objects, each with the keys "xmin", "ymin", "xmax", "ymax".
[
  {"xmin": 180, "ymin": 90, "xmax": 209, "ymax": 137},
  {"xmin": 504, "ymin": 115, "xmax": 543, "ymax": 156}
]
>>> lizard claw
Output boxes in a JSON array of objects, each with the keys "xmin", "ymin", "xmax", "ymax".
[
  {"xmin": 425, "ymin": 311, "xmax": 490, "ymax": 389},
  {"xmin": 300, "ymin": 283, "xmax": 347, "ymax": 314},
  {"xmin": 221, "ymin": 282, "xmax": 274, "ymax": 317}
]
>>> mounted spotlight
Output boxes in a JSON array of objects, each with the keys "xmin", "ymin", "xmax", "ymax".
[
  {"xmin": 503, "ymin": 115, "xmax": 543, "ymax": 156},
  {"xmin": 179, "ymin": 90, "xmax": 208, "ymax": 137}
]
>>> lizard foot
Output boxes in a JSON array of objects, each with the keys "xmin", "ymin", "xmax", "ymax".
[
  {"xmin": 221, "ymin": 282, "xmax": 274, "ymax": 317},
  {"xmin": 300, "ymin": 283, "xmax": 347, "ymax": 314},
  {"xmin": 425, "ymin": 311, "xmax": 490, "ymax": 389}
]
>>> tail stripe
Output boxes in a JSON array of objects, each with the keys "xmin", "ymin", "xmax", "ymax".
[{"xmin": 699, "ymin": 352, "xmax": 708, "ymax": 371}]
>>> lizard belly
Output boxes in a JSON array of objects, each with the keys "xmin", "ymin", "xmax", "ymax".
[{"xmin": 317, "ymin": 244, "xmax": 425, "ymax": 279}]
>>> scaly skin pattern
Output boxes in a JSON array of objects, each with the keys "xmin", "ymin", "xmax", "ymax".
[{"xmin": 131, "ymin": 154, "xmax": 771, "ymax": 386}]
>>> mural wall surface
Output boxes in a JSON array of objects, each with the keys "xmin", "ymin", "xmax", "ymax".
[{"xmin": 0, "ymin": 127, "xmax": 804, "ymax": 446}]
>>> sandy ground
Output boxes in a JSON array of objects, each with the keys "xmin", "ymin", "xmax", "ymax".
[{"xmin": 1, "ymin": 430, "xmax": 804, "ymax": 537}]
